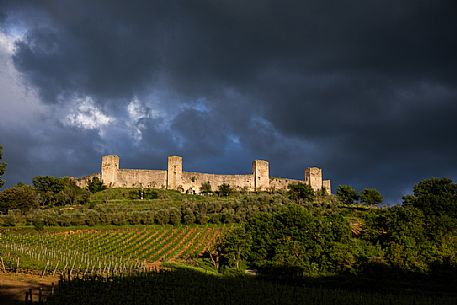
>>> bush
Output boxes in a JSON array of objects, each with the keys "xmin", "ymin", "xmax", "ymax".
[
  {"xmin": 200, "ymin": 181, "xmax": 212, "ymax": 194},
  {"xmin": 155, "ymin": 209, "xmax": 170, "ymax": 225},
  {"xmin": 217, "ymin": 184, "xmax": 232, "ymax": 197},
  {"xmin": 197, "ymin": 215, "xmax": 209, "ymax": 225},
  {"xmin": 182, "ymin": 207, "xmax": 196, "ymax": 225},
  {"xmin": 144, "ymin": 189, "xmax": 159, "ymax": 199},
  {"xmin": 169, "ymin": 208, "xmax": 181, "ymax": 225},
  {"xmin": 3, "ymin": 214, "xmax": 16, "ymax": 226},
  {"xmin": 32, "ymin": 219, "xmax": 45, "ymax": 231}
]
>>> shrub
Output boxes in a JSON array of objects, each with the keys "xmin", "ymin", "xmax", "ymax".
[
  {"xmin": 200, "ymin": 181, "xmax": 212, "ymax": 194},
  {"xmin": 197, "ymin": 215, "xmax": 209, "ymax": 225},
  {"xmin": 32, "ymin": 219, "xmax": 45, "ymax": 231},
  {"xmin": 155, "ymin": 209, "xmax": 170, "ymax": 225},
  {"xmin": 144, "ymin": 189, "xmax": 159, "ymax": 199},
  {"xmin": 217, "ymin": 184, "xmax": 232, "ymax": 197},
  {"xmin": 169, "ymin": 208, "xmax": 181, "ymax": 225},
  {"xmin": 3, "ymin": 214, "xmax": 16, "ymax": 226},
  {"xmin": 182, "ymin": 207, "xmax": 196, "ymax": 225}
]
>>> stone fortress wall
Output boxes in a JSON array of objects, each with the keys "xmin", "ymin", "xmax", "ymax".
[{"xmin": 77, "ymin": 155, "xmax": 331, "ymax": 194}]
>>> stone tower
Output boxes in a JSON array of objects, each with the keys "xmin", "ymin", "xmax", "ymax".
[
  {"xmin": 252, "ymin": 160, "xmax": 269, "ymax": 191},
  {"xmin": 101, "ymin": 155, "xmax": 119, "ymax": 187},
  {"xmin": 167, "ymin": 156, "xmax": 183, "ymax": 190},
  {"xmin": 304, "ymin": 167, "xmax": 322, "ymax": 192},
  {"xmin": 323, "ymin": 179, "xmax": 331, "ymax": 195}
]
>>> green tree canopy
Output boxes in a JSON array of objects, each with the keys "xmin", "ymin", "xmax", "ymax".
[
  {"xmin": 32, "ymin": 176, "xmax": 89, "ymax": 206},
  {"xmin": 0, "ymin": 184, "xmax": 39, "ymax": 213},
  {"xmin": 402, "ymin": 177, "xmax": 457, "ymax": 237},
  {"xmin": 0, "ymin": 145, "xmax": 6, "ymax": 188},
  {"xmin": 359, "ymin": 188, "xmax": 383, "ymax": 205},
  {"xmin": 287, "ymin": 183, "xmax": 315, "ymax": 202},
  {"xmin": 336, "ymin": 185, "xmax": 358, "ymax": 204},
  {"xmin": 220, "ymin": 204, "xmax": 352, "ymax": 274},
  {"xmin": 32, "ymin": 176, "xmax": 65, "ymax": 194},
  {"xmin": 403, "ymin": 177, "xmax": 457, "ymax": 217},
  {"xmin": 87, "ymin": 177, "xmax": 106, "ymax": 193}
]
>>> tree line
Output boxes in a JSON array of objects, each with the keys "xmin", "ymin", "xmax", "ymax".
[{"xmin": 216, "ymin": 177, "xmax": 457, "ymax": 288}]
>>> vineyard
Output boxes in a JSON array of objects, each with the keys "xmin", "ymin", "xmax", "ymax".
[{"xmin": 0, "ymin": 225, "xmax": 222, "ymax": 275}]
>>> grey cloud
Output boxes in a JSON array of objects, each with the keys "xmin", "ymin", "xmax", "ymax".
[{"xmin": 0, "ymin": 0, "xmax": 456, "ymax": 202}]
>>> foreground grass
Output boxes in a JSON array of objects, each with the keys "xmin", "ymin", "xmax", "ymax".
[{"xmin": 45, "ymin": 267, "xmax": 457, "ymax": 305}]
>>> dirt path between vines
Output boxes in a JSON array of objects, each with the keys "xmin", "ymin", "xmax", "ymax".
[{"xmin": 0, "ymin": 272, "xmax": 58, "ymax": 305}]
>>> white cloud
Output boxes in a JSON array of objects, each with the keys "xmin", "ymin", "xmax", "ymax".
[
  {"xmin": 0, "ymin": 32, "xmax": 46, "ymax": 128},
  {"xmin": 64, "ymin": 96, "xmax": 114, "ymax": 135},
  {"xmin": 126, "ymin": 96, "xmax": 160, "ymax": 142}
]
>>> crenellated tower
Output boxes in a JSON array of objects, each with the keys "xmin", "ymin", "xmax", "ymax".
[
  {"xmin": 167, "ymin": 156, "xmax": 183, "ymax": 190},
  {"xmin": 252, "ymin": 160, "xmax": 269, "ymax": 191},
  {"xmin": 101, "ymin": 155, "xmax": 119, "ymax": 187},
  {"xmin": 304, "ymin": 167, "xmax": 323, "ymax": 193}
]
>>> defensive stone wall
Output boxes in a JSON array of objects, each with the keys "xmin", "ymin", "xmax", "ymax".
[
  {"xmin": 77, "ymin": 155, "xmax": 332, "ymax": 194},
  {"xmin": 269, "ymin": 177, "xmax": 304, "ymax": 191},
  {"xmin": 74, "ymin": 172, "xmax": 101, "ymax": 188},
  {"xmin": 116, "ymin": 169, "xmax": 167, "ymax": 188},
  {"xmin": 182, "ymin": 172, "xmax": 254, "ymax": 193}
]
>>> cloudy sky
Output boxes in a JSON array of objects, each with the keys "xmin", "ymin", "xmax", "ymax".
[{"xmin": 0, "ymin": 0, "xmax": 456, "ymax": 203}]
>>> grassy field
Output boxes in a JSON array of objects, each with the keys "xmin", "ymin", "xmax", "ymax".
[{"xmin": 42, "ymin": 267, "xmax": 457, "ymax": 305}]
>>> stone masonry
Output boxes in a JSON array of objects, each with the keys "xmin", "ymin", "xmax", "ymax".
[{"xmin": 77, "ymin": 155, "xmax": 331, "ymax": 194}]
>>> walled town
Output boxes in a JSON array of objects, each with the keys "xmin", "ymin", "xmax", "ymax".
[{"xmin": 77, "ymin": 155, "xmax": 331, "ymax": 194}]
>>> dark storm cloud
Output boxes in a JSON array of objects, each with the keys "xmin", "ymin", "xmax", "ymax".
[{"xmin": 0, "ymin": 0, "xmax": 456, "ymax": 202}]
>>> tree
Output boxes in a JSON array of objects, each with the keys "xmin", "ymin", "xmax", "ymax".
[
  {"xmin": 32, "ymin": 176, "xmax": 89, "ymax": 206},
  {"xmin": 360, "ymin": 188, "xmax": 383, "ymax": 205},
  {"xmin": 402, "ymin": 177, "xmax": 457, "ymax": 236},
  {"xmin": 217, "ymin": 183, "xmax": 232, "ymax": 197},
  {"xmin": 287, "ymin": 183, "xmax": 315, "ymax": 202},
  {"xmin": 0, "ymin": 184, "xmax": 39, "ymax": 213},
  {"xmin": 87, "ymin": 177, "xmax": 106, "ymax": 193},
  {"xmin": 200, "ymin": 181, "xmax": 212, "ymax": 194},
  {"xmin": 336, "ymin": 185, "xmax": 358, "ymax": 204},
  {"xmin": 220, "ymin": 226, "xmax": 252, "ymax": 269},
  {"xmin": 219, "ymin": 204, "xmax": 353, "ymax": 274},
  {"xmin": 0, "ymin": 145, "xmax": 6, "ymax": 188},
  {"xmin": 403, "ymin": 177, "xmax": 457, "ymax": 217},
  {"xmin": 32, "ymin": 176, "xmax": 65, "ymax": 194}
]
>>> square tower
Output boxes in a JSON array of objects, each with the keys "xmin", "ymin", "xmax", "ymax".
[
  {"xmin": 167, "ymin": 156, "xmax": 183, "ymax": 190},
  {"xmin": 304, "ymin": 167, "xmax": 322, "ymax": 192},
  {"xmin": 252, "ymin": 160, "xmax": 269, "ymax": 191},
  {"xmin": 101, "ymin": 155, "xmax": 119, "ymax": 187},
  {"xmin": 323, "ymin": 179, "xmax": 331, "ymax": 195}
]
